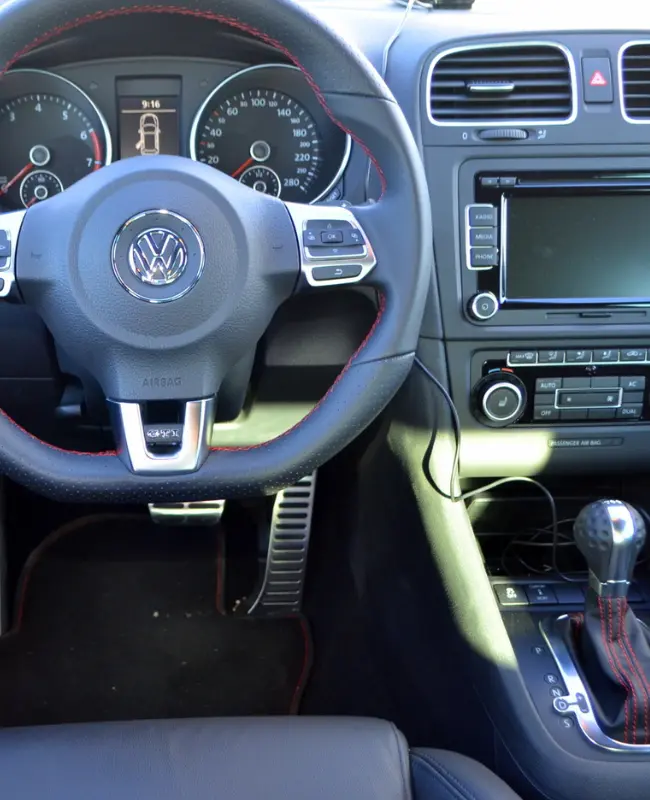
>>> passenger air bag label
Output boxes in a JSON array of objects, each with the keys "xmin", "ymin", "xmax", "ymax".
[{"xmin": 548, "ymin": 438, "xmax": 624, "ymax": 449}]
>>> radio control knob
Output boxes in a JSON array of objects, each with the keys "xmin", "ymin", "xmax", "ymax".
[
  {"xmin": 469, "ymin": 292, "xmax": 499, "ymax": 321},
  {"xmin": 474, "ymin": 373, "xmax": 527, "ymax": 427}
]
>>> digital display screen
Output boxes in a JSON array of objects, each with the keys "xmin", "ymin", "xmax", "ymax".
[
  {"xmin": 505, "ymin": 194, "xmax": 650, "ymax": 302},
  {"xmin": 118, "ymin": 97, "xmax": 180, "ymax": 159}
]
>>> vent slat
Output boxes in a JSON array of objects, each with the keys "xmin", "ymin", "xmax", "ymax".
[
  {"xmin": 430, "ymin": 44, "xmax": 573, "ymax": 124},
  {"xmin": 622, "ymin": 44, "xmax": 650, "ymax": 120}
]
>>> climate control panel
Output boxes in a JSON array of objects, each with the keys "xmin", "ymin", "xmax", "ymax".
[{"xmin": 471, "ymin": 346, "xmax": 650, "ymax": 427}]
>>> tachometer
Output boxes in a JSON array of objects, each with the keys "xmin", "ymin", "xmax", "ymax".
[
  {"xmin": 0, "ymin": 70, "xmax": 111, "ymax": 210},
  {"xmin": 190, "ymin": 65, "xmax": 350, "ymax": 204}
]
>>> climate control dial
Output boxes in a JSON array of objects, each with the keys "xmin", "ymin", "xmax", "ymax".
[{"xmin": 473, "ymin": 372, "xmax": 527, "ymax": 427}]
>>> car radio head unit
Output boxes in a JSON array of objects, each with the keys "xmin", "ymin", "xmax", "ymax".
[{"xmin": 464, "ymin": 172, "xmax": 650, "ymax": 322}]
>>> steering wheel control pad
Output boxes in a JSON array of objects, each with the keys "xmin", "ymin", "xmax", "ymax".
[{"xmin": 16, "ymin": 155, "xmax": 299, "ymax": 401}]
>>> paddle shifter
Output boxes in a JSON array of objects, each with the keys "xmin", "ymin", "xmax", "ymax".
[
  {"xmin": 574, "ymin": 500, "xmax": 646, "ymax": 598},
  {"xmin": 567, "ymin": 500, "xmax": 650, "ymax": 746}
]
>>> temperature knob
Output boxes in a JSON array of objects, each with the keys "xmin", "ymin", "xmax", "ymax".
[{"xmin": 473, "ymin": 372, "xmax": 527, "ymax": 427}]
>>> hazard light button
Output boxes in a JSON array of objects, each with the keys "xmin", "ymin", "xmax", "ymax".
[{"xmin": 582, "ymin": 57, "xmax": 614, "ymax": 104}]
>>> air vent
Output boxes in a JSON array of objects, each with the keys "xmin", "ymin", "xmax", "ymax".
[
  {"xmin": 429, "ymin": 43, "xmax": 575, "ymax": 125},
  {"xmin": 621, "ymin": 42, "xmax": 650, "ymax": 121}
]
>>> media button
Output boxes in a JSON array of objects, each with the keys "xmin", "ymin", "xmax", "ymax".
[
  {"xmin": 469, "ymin": 228, "xmax": 497, "ymax": 246},
  {"xmin": 566, "ymin": 350, "xmax": 593, "ymax": 364},
  {"xmin": 536, "ymin": 377, "xmax": 562, "ymax": 392},
  {"xmin": 468, "ymin": 205, "xmax": 497, "ymax": 226},
  {"xmin": 617, "ymin": 405, "xmax": 643, "ymax": 419},
  {"xmin": 534, "ymin": 407, "xmax": 559, "ymax": 421},
  {"xmin": 621, "ymin": 348, "xmax": 647, "ymax": 362},
  {"xmin": 508, "ymin": 350, "xmax": 538, "ymax": 366},
  {"xmin": 620, "ymin": 376, "xmax": 646, "ymax": 391},
  {"xmin": 538, "ymin": 350, "xmax": 565, "ymax": 364},
  {"xmin": 470, "ymin": 247, "xmax": 498, "ymax": 267},
  {"xmin": 594, "ymin": 349, "xmax": 619, "ymax": 363}
]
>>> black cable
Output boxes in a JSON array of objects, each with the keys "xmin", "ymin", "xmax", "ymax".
[{"xmin": 414, "ymin": 357, "xmax": 567, "ymax": 579}]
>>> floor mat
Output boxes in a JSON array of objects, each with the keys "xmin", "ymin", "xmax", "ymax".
[{"xmin": 0, "ymin": 515, "xmax": 310, "ymax": 728}]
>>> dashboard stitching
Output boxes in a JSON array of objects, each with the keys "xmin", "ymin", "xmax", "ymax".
[
  {"xmin": 0, "ymin": 4, "xmax": 388, "ymax": 196},
  {"xmin": 0, "ymin": 5, "xmax": 391, "ymax": 460},
  {"xmin": 210, "ymin": 293, "xmax": 386, "ymax": 452}
]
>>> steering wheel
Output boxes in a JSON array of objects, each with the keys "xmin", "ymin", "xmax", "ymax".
[{"xmin": 0, "ymin": 0, "xmax": 431, "ymax": 503}]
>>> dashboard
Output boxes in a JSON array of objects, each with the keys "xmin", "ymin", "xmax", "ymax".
[
  {"xmin": 0, "ymin": 60, "xmax": 350, "ymax": 211},
  {"xmin": 4, "ymin": 1, "xmax": 650, "ymax": 473}
]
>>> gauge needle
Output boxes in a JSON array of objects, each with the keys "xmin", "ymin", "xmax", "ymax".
[
  {"xmin": 0, "ymin": 163, "xmax": 33, "ymax": 195},
  {"xmin": 231, "ymin": 158, "xmax": 254, "ymax": 179}
]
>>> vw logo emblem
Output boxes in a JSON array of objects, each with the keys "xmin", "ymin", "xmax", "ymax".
[
  {"xmin": 111, "ymin": 210, "xmax": 205, "ymax": 304},
  {"xmin": 128, "ymin": 229, "xmax": 188, "ymax": 286}
]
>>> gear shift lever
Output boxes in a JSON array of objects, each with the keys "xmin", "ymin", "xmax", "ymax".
[
  {"xmin": 563, "ymin": 499, "xmax": 650, "ymax": 746},
  {"xmin": 574, "ymin": 500, "xmax": 646, "ymax": 598}
]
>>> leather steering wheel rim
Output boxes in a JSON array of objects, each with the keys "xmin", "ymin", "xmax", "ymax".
[{"xmin": 0, "ymin": 0, "xmax": 431, "ymax": 502}]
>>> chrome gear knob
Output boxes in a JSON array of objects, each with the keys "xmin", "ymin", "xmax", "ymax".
[{"xmin": 574, "ymin": 500, "xmax": 646, "ymax": 598}]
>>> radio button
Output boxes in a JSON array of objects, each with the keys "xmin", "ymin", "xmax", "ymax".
[
  {"xmin": 509, "ymin": 350, "xmax": 538, "ymax": 366},
  {"xmin": 621, "ymin": 348, "xmax": 647, "ymax": 362},
  {"xmin": 588, "ymin": 409, "xmax": 617, "ymax": 420},
  {"xmin": 534, "ymin": 407, "xmax": 559, "ymax": 421},
  {"xmin": 536, "ymin": 377, "xmax": 562, "ymax": 392},
  {"xmin": 617, "ymin": 405, "xmax": 643, "ymax": 419},
  {"xmin": 469, "ymin": 228, "xmax": 497, "ymax": 246},
  {"xmin": 566, "ymin": 350, "xmax": 593, "ymax": 364},
  {"xmin": 563, "ymin": 377, "xmax": 591, "ymax": 389},
  {"xmin": 561, "ymin": 409, "xmax": 589, "ymax": 421},
  {"xmin": 470, "ymin": 247, "xmax": 498, "ymax": 267},
  {"xmin": 468, "ymin": 205, "xmax": 497, "ymax": 226},
  {"xmin": 590, "ymin": 377, "xmax": 620, "ymax": 389},
  {"xmin": 594, "ymin": 349, "xmax": 619, "ymax": 363},
  {"xmin": 620, "ymin": 376, "xmax": 646, "ymax": 391}
]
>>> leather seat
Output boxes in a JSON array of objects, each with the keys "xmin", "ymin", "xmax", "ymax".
[{"xmin": 0, "ymin": 716, "xmax": 521, "ymax": 799}]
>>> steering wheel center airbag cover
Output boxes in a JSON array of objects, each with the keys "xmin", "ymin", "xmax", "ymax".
[
  {"xmin": 112, "ymin": 210, "xmax": 203, "ymax": 302},
  {"xmin": 16, "ymin": 155, "xmax": 299, "ymax": 401}
]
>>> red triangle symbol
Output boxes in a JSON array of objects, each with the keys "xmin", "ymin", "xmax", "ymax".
[{"xmin": 589, "ymin": 70, "xmax": 608, "ymax": 87}]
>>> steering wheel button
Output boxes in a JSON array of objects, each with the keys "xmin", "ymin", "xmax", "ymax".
[
  {"xmin": 308, "ymin": 244, "xmax": 365, "ymax": 260},
  {"xmin": 312, "ymin": 264, "xmax": 362, "ymax": 282},
  {"xmin": 0, "ymin": 256, "xmax": 8, "ymax": 271},
  {"xmin": 0, "ymin": 231, "xmax": 9, "ymax": 258},
  {"xmin": 307, "ymin": 219, "xmax": 352, "ymax": 230},
  {"xmin": 303, "ymin": 230, "xmax": 319, "ymax": 246},
  {"xmin": 320, "ymin": 230, "xmax": 343, "ymax": 244},
  {"xmin": 343, "ymin": 229, "xmax": 364, "ymax": 246}
]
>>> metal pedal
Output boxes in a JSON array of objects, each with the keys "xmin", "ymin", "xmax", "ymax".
[
  {"xmin": 148, "ymin": 500, "xmax": 226, "ymax": 526},
  {"xmin": 248, "ymin": 473, "xmax": 317, "ymax": 615}
]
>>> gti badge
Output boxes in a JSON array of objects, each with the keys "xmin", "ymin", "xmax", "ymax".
[{"xmin": 128, "ymin": 229, "xmax": 188, "ymax": 286}]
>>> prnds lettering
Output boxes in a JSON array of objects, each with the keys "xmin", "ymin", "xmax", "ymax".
[{"xmin": 142, "ymin": 377, "xmax": 182, "ymax": 388}]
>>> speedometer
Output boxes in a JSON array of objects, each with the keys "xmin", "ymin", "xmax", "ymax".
[{"xmin": 190, "ymin": 65, "xmax": 350, "ymax": 204}]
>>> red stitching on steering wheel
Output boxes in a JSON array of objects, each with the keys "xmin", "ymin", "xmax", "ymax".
[
  {"xmin": 0, "ymin": 4, "xmax": 389, "ymax": 459},
  {"xmin": 0, "ymin": 4, "xmax": 388, "ymax": 195}
]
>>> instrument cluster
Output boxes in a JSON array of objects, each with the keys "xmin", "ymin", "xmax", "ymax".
[{"xmin": 0, "ymin": 64, "xmax": 351, "ymax": 211}]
